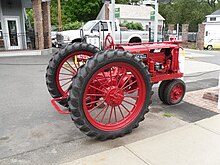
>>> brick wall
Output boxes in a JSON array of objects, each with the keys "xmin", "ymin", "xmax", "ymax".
[
  {"xmin": 197, "ymin": 24, "xmax": 205, "ymax": 50},
  {"xmin": 42, "ymin": 1, "xmax": 52, "ymax": 49},
  {"xmin": 182, "ymin": 24, "xmax": 189, "ymax": 43},
  {"xmin": 32, "ymin": 0, "xmax": 44, "ymax": 50}
]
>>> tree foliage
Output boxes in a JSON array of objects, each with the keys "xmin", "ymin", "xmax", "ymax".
[
  {"xmin": 51, "ymin": 0, "xmax": 102, "ymax": 28},
  {"xmin": 159, "ymin": 0, "xmax": 219, "ymax": 31},
  {"xmin": 26, "ymin": 0, "xmax": 220, "ymax": 31}
]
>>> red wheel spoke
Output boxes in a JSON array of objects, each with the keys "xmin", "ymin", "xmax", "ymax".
[
  {"xmin": 121, "ymin": 103, "xmax": 131, "ymax": 113},
  {"xmin": 118, "ymin": 105, "xmax": 125, "ymax": 119},
  {"xmin": 64, "ymin": 89, "xmax": 69, "ymax": 95},
  {"xmin": 94, "ymin": 77, "xmax": 102, "ymax": 85},
  {"xmin": 123, "ymin": 99, "xmax": 136, "ymax": 106},
  {"xmin": 61, "ymin": 79, "xmax": 72, "ymax": 87},
  {"xmin": 60, "ymin": 72, "xmax": 74, "ymax": 76},
  {"xmin": 59, "ymin": 77, "xmax": 72, "ymax": 81},
  {"xmin": 65, "ymin": 60, "xmax": 77, "ymax": 72},
  {"xmin": 62, "ymin": 66, "xmax": 75, "ymax": 74},
  {"xmin": 124, "ymin": 95, "xmax": 139, "ymax": 99},
  {"xmin": 124, "ymin": 88, "xmax": 139, "ymax": 94},
  {"xmin": 86, "ymin": 99, "xmax": 104, "ymax": 106},
  {"xmin": 120, "ymin": 76, "xmax": 132, "ymax": 89},
  {"xmin": 86, "ymin": 93, "xmax": 105, "ymax": 97},
  {"xmin": 95, "ymin": 104, "xmax": 108, "ymax": 120},
  {"xmin": 89, "ymin": 85, "xmax": 106, "ymax": 94},
  {"xmin": 109, "ymin": 68, "xmax": 113, "ymax": 82},
  {"xmin": 114, "ymin": 107, "xmax": 118, "ymax": 122},
  {"xmin": 122, "ymin": 80, "xmax": 137, "ymax": 90},
  {"xmin": 108, "ymin": 107, "xmax": 113, "ymax": 124},
  {"xmin": 101, "ymin": 71, "xmax": 108, "ymax": 82},
  {"xmin": 100, "ymin": 105, "xmax": 109, "ymax": 123},
  {"xmin": 117, "ymin": 69, "xmax": 126, "ymax": 87},
  {"xmin": 88, "ymin": 100, "xmax": 105, "ymax": 113}
]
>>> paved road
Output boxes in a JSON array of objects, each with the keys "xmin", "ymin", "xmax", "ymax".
[
  {"xmin": 185, "ymin": 49, "xmax": 220, "ymax": 65},
  {"xmin": 0, "ymin": 50, "xmax": 219, "ymax": 164}
]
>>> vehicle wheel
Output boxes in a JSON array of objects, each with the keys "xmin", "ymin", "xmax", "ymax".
[
  {"xmin": 158, "ymin": 80, "xmax": 172, "ymax": 103},
  {"xmin": 68, "ymin": 50, "xmax": 152, "ymax": 140},
  {"xmin": 163, "ymin": 79, "xmax": 186, "ymax": 105},
  {"xmin": 129, "ymin": 37, "xmax": 142, "ymax": 43},
  {"xmin": 207, "ymin": 45, "xmax": 213, "ymax": 50},
  {"xmin": 46, "ymin": 43, "xmax": 99, "ymax": 107}
]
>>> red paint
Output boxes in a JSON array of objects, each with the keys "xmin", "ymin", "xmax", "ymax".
[
  {"xmin": 82, "ymin": 62, "xmax": 146, "ymax": 131},
  {"xmin": 52, "ymin": 37, "xmax": 185, "ymax": 115},
  {"xmin": 51, "ymin": 97, "xmax": 70, "ymax": 114},
  {"xmin": 104, "ymin": 33, "xmax": 114, "ymax": 49},
  {"xmin": 169, "ymin": 84, "xmax": 184, "ymax": 104}
]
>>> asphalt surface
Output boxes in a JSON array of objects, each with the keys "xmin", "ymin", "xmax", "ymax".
[{"xmin": 0, "ymin": 49, "xmax": 219, "ymax": 164}]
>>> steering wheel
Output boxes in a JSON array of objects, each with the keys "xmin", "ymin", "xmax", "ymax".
[{"xmin": 104, "ymin": 33, "xmax": 114, "ymax": 49}]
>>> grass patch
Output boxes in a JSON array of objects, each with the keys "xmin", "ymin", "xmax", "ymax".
[{"xmin": 163, "ymin": 112, "xmax": 173, "ymax": 118}]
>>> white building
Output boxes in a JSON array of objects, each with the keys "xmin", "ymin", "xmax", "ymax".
[
  {"xmin": 0, "ymin": 0, "xmax": 51, "ymax": 51},
  {"xmin": 203, "ymin": 9, "xmax": 220, "ymax": 42},
  {"xmin": 96, "ymin": 4, "xmax": 165, "ymax": 33}
]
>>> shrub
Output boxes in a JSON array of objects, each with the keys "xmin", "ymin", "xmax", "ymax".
[
  {"xmin": 62, "ymin": 21, "xmax": 82, "ymax": 31},
  {"xmin": 120, "ymin": 21, "xmax": 144, "ymax": 31}
]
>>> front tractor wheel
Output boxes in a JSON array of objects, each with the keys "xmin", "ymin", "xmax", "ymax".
[
  {"xmin": 68, "ymin": 50, "xmax": 152, "ymax": 140},
  {"xmin": 158, "ymin": 80, "xmax": 172, "ymax": 103},
  {"xmin": 163, "ymin": 79, "xmax": 186, "ymax": 105}
]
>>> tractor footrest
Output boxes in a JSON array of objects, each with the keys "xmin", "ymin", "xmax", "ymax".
[{"xmin": 51, "ymin": 97, "xmax": 71, "ymax": 114}]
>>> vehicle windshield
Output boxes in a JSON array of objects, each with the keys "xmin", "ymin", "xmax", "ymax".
[{"xmin": 82, "ymin": 21, "xmax": 97, "ymax": 30}]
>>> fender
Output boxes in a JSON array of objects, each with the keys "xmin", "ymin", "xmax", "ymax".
[{"xmin": 128, "ymin": 34, "xmax": 142, "ymax": 43}]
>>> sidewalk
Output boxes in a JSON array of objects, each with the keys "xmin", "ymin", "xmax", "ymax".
[{"xmin": 61, "ymin": 114, "xmax": 220, "ymax": 165}]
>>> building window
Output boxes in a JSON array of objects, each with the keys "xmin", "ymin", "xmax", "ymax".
[
  {"xmin": 0, "ymin": 21, "xmax": 5, "ymax": 48},
  {"xmin": 210, "ymin": 17, "xmax": 216, "ymax": 21},
  {"xmin": 206, "ymin": 31, "xmax": 208, "ymax": 36}
]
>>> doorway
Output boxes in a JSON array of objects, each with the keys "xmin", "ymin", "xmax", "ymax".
[{"xmin": 4, "ymin": 17, "xmax": 22, "ymax": 50}]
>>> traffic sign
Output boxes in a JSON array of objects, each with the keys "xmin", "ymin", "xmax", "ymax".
[
  {"xmin": 150, "ymin": 11, "xmax": 155, "ymax": 21},
  {"xmin": 115, "ymin": 7, "xmax": 120, "ymax": 18}
]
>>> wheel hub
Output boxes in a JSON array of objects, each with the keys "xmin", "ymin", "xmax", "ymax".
[
  {"xmin": 171, "ymin": 85, "xmax": 183, "ymax": 101},
  {"xmin": 105, "ymin": 88, "xmax": 124, "ymax": 106}
]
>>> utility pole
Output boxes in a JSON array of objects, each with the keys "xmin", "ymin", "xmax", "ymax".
[
  {"xmin": 57, "ymin": 0, "xmax": 62, "ymax": 31},
  {"xmin": 154, "ymin": 0, "xmax": 158, "ymax": 42},
  {"xmin": 111, "ymin": 0, "xmax": 116, "ymax": 42}
]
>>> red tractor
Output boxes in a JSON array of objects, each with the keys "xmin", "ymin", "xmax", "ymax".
[{"xmin": 46, "ymin": 36, "xmax": 185, "ymax": 140}]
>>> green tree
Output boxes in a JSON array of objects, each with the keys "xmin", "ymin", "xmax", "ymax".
[
  {"xmin": 50, "ymin": 0, "xmax": 102, "ymax": 29},
  {"xmin": 116, "ymin": 0, "xmax": 129, "ymax": 3},
  {"xmin": 159, "ymin": 0, "xmax": 213, "ymax": 31}
]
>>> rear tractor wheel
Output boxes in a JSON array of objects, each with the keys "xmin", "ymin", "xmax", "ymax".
[
  {"xmin": 46, "ymin": 43, "xmax": 99, "ymax": 107},
  {"xmin": 68, "ymin": 50, "xmax": 152, "ymax": 140}
]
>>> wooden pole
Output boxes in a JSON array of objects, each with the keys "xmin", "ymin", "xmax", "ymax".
[{"xmin": 57, "ymin": 0, "xmax": 62, "ymax": 31}]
